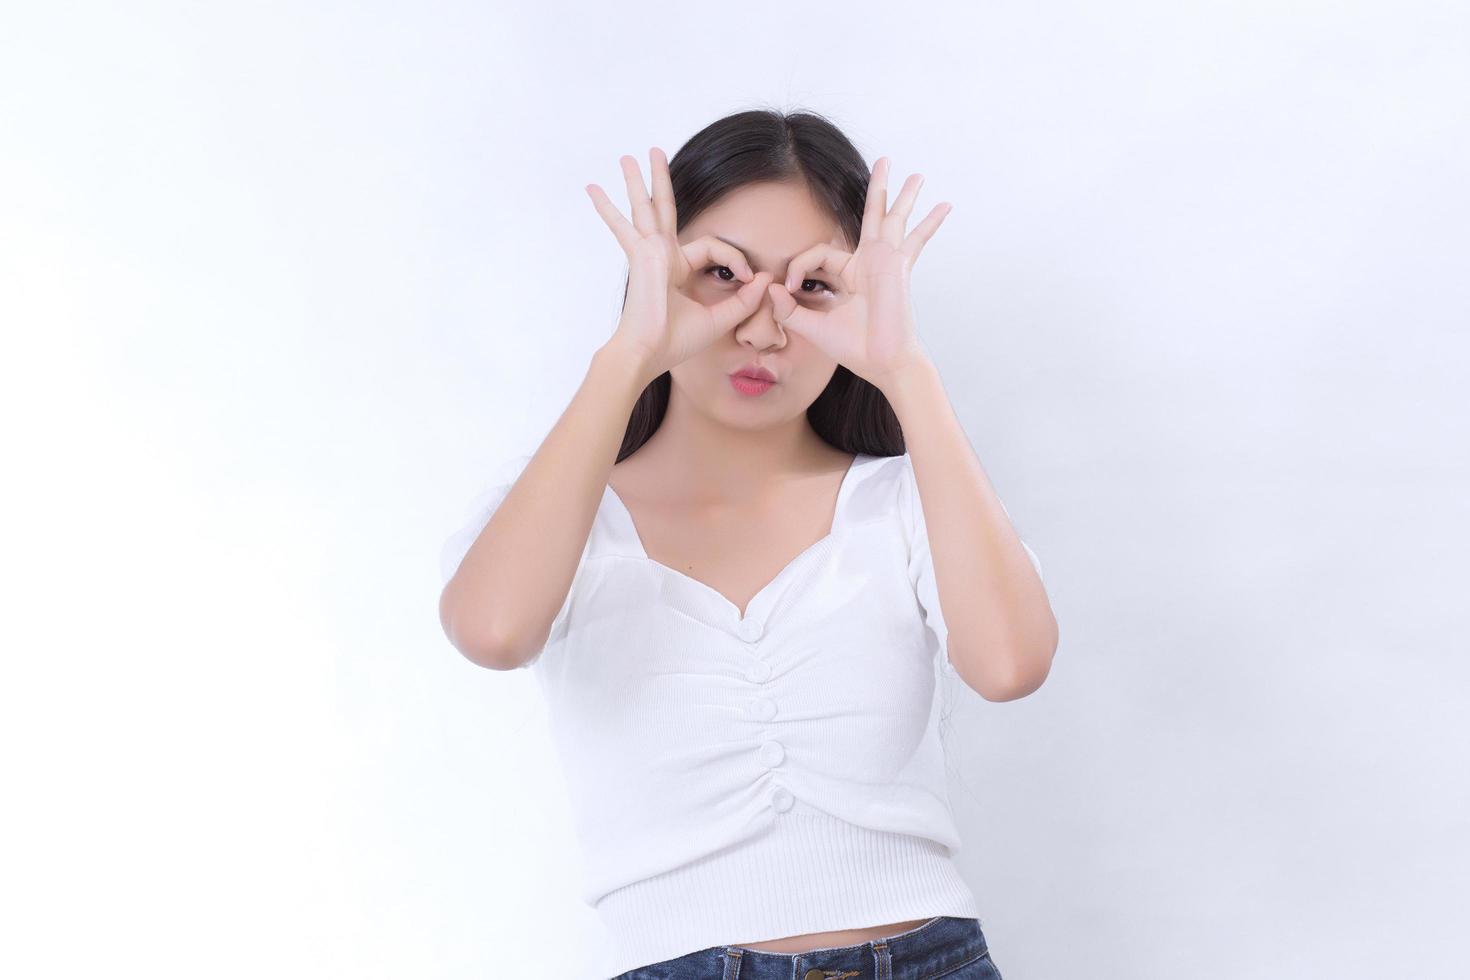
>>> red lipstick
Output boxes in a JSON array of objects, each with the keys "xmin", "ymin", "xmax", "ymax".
[{"xmin": 729, "ymin": 361, "xmax": 777, "ymax": 396}]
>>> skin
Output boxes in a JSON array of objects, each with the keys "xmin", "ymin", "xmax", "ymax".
[
  {"xmin": 604, "ymin": 178, "xmax": 867, "ymax": 619},
  {"xmin": 578, "ymin": 149, "xmax": 1057, "ymax": 952},
  {"xmin": 589, "ymin": 150, "xmax": 1055, "ymax": 700},
  {"xmin": 599, "ymin": 171, "xmax": 947, "ymax": 952},
  {"xmin": 442, "ymin": 153, "xmax": 1057, "ymax": 954}
]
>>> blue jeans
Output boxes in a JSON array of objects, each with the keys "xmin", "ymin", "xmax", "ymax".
[{"xmin": 611, "ymin": 915, "xmax": 1004, "ymax": 979}]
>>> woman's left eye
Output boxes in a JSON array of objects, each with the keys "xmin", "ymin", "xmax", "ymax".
[{"xmin": 796, "ymin": 278, "xmax": 836, "ymax": 297}]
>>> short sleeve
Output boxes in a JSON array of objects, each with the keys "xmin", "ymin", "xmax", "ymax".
[
  {"xmin": 438, "ymin": 454, "xmax": 578, "ymax": 668},
  {"xmin": 901, "ymin": 454, "xmax": 1043, "ymax": 672},
  {"xmin": 438, "ymin": 481, "xmax": 514, "ymax": 589}
]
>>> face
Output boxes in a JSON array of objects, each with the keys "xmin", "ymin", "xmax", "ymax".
[{"xmin": 671, "ymin": 179, "xmax": 851, "ymax": 431}]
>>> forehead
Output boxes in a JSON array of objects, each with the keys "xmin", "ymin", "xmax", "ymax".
[{"xmin": 680, "ymin": 180, "xmax": 847, "ymax": 262}]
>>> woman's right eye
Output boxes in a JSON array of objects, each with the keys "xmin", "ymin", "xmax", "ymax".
[{"xmin": 706, "ymin": 265, "xmax": 737, "ymax": 283}]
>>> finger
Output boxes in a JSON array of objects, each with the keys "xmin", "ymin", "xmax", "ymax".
[
  {"xmin": 619, "ymin": 154, "xmax": 658, "ymax": 235},
  {"xmin": 585, "ymin": 183, "xmax": 639, "ymax": 254},
  {"xmin": 708, "ymin": 271, "xmax": 772, "ymax": 332},
  {"xmin": 767, "ymin": 281, "xmax": 840, "ymax": 350},
  {"xmin": 859, "ymin": 156, "xmax": 889, "ymax": 247},
  {"xmin": 884, "ymin": 172, "xmax": 924, "ymax": 245},
  {"xmin": 648, "ymin": 147, "xmax": 676, "ymax": 236},
  {"xmin": 901, "ymin": 201, "xmax": 953, "ymax": 263},
  {"xmin": 681, "ymin": 235, "xmax": 755, "ymax": 282},
  {"xmin": 782, "ymin": 243, "xmax": 853, "ymax": 295}
]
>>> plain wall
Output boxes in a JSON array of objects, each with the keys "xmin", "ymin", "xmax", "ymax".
[{"xmin": 3, "ymin": 1, "xmax": 1466, "ymax": 977}]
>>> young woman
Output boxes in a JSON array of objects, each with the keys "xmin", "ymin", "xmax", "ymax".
[{"xmin": 439, "ymin": 109, "xmax": 1057, "ymax": 980}]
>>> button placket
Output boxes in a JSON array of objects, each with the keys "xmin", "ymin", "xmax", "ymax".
[
  {"xmin": 747, "ymin": 697, "xmax": 777, "ymax": 721},
  {"xmin": 733, "ymin": 612, "xmax": 792, "ymax": 812}
]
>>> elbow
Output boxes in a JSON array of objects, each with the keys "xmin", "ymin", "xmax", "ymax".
[
  {"xmin": 449, "ymin": 623, "xmax": 539, "ymax": 671},
  {"xmin": 976, "ymin": 635, "xmax": 1058, "ymax": 702},
  {"xmin": 439, "ymin": 584, "xmax": 540, "ymax": 671},
  {"xmin": 980, "ymin": 664, "xmax": 1049, "ymax": 702},
  {"xmin": 998, "ymin": 615, "xmax": 1059, "ymax": 698},
  {"xmin": 452, "ymin": 632, "xmax": 528, "ymax": 671}
]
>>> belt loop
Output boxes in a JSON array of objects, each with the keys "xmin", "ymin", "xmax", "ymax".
[
  {"xmin": 872, "ymin": 940, "xmax": 891, "ymax": 980},
  {"xmin": 720, "ymin": 947, "xmax": 743, "ymax": 980}
]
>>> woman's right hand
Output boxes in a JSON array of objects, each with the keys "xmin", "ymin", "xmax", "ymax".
[{"xmin": 586, "ymin": 148, "xmax": 772, "ymax": 381}]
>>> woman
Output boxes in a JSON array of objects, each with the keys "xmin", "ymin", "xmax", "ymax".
[{"xmin": 439, "ymin": 108, "xmax": 1057, "ymax": 979}]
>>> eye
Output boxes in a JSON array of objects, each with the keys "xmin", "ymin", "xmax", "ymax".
[{"xmin": 704, "ymin": 266, "xmax": 836, "ymax": 300}]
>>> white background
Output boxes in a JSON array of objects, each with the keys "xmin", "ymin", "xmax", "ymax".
[{"xmin": 3, "ymin": 2, "xmax": 1466, "ymax": 977}]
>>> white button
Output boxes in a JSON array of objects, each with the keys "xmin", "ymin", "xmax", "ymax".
[
  {"xmin": 771, "ymin": 787, "xmax": 794, "ymax": 812},
  {"xmin": 758, "ymin": 740, "xmax": 784, "ymax": 767},
  {"xmin": 745, "ymin": 661, "xmax": 772, "ymax": 683},
  {"xmin": 738, "ymin": 618, "xmax": 763, "ymax": 642},
  {"xmin": 747, "ymin": 697, "xmax": 777, "ymax": 721}
]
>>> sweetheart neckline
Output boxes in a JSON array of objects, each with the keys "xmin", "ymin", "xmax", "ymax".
[{"xmin": 602, "ymin": 453, "xmax": 871, "ymax": 623}]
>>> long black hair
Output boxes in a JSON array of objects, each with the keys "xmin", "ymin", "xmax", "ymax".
[{"xmin": 615, "ymin": 106, "xmax": 908, "ymax": 463}]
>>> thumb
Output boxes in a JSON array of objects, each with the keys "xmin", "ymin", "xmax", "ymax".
[
  {"xmin": 767, "ymin": 282, "xmax": 831, "ymax": 347},
  {"xmin": 709, "ymin": 271, "xmax": 771, "ymax": 332}
]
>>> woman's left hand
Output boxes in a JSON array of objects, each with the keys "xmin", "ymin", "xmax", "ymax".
[{"xmin": 766, "ymin": 157, "xmax": 951, "ymax": 391}]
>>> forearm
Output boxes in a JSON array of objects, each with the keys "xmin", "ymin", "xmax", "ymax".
[
  {"xmin": 878, "ymin": 355, "xmax": 1058, "ymax": 699},
  {"xmin": 441, "ymin": 339, "xmax": 653, "ymax": 667}
]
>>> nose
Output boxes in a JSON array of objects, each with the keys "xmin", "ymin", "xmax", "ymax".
[{"xmin": 733, "ymin": 288, "xmax": 788, "ymax": 349}]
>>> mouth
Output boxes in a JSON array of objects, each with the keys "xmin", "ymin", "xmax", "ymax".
[
  {"xmin": 729, "ymin": 370, "xmax": 776, "ymax": 396},
  {"xmin": 731, "ymin": 364, "xmax": 778, "ymax": 383}
]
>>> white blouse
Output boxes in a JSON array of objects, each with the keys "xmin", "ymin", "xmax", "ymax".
[{"xmin": 439, "ymin": 450, "xmax": 1042, "ymax": 977}]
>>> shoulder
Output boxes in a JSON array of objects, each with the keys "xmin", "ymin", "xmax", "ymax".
[
  {"xmin": 854, "ymin": 450, "xmax": 916, "ymax": 494},
  {"xmin": 838, "ymin": 451, "xmax": 914, "ymax": 528}
]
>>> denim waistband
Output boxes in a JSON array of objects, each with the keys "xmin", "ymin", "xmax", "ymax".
[{"xmin": 613, "ymin": 914, "xmax": 996, "ymax": 980}]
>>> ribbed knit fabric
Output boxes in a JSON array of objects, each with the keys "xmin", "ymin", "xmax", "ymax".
[
  {"xmin": 593, "ymin": 812, "xmax": 981, "ymax": 977},
  {"xmin": 439, "ymin": 451, "xmax": 1043, "ymax": 978}
]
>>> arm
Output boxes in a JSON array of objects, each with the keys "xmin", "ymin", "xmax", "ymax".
[
  {"xmin": 879, "ymin": 355, "xmax": 1058, "ymax": 701},
  {"xmin": 439, "ymin": 339, "xmax": 653, "ymax": 670}
]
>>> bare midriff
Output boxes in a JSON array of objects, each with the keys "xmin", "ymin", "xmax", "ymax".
[{"xmin": 730, "ymin": 917, "xmax": 936, "ymax": 953}]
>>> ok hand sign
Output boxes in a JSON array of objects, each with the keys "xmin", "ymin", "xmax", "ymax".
[
  {"xmin": 766, "ymin": 157, "xmax": 951, "ymax": 390},
  {"xmin": 586, "ymin": 148, "xmax": 772, "ymax": 383}
]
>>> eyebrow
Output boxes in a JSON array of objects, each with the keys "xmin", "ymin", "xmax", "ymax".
[{"xmin": 712, "ymin": 235, "xmax": 802, "ymax": 270}]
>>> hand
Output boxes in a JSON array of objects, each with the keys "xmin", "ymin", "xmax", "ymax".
[
  {"xmin": 764, "ymin": 157, "xmax": 950, "ymax": 389},
  {"xmin": 586, "ymin": 148, "xmax": 773, "ymax": 382}
]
